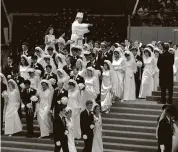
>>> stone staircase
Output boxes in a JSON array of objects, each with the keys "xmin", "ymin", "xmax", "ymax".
[
  {"xmin": 1, "ymin": 101, "xmax": 162, "ymax": 152},
  {"xmin": 147, "ymin": 82, "xmax": 178, "ymax": 106}
]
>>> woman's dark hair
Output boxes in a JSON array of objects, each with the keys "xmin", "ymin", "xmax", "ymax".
[
  {"xmin": 103, "ymin": 62, "xmax": 110, "ymax": 70},
  {"xmin": 41, "ymin": 81, "xmax": 49, "ymax": 86},
  {"xmin": 20, "ymin": 56, "xmax": 29, "ymax": 66},
  {"xmin": 73, "ymin": 66, "xmax": 79, "ymax": 71},
  {"xmin": 93, "ymin": 104, "xmax": 100, "ymax": 115},
  {"xmin": 144, "ymin": 49, "xmax": 151, "ymax": 57},
  {"xmin": 46, "ymin": 65, "xmax": 52, "ymax": 69},
  {"xmin": 45, "ymin": 27, "xmax": 54, "ymax": 35},
  {"xmin": 47, "ymin": 46, "xmax": 54, "ymax": 51},
  {"xmin": 68, "ymin": 81, "xmax": 75, "ymax": 87},
  {"xmin": 8, "ymin": 81, "xmax": 15, "ymax": 89},
  {"xmin": 125, "ymin": 53, "xmax": 130, "ymax": 58}
]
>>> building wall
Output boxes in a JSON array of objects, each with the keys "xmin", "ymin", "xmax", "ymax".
[{"xmin": 128, "ymin": 27, "xmax": 178, "ymax": 44}]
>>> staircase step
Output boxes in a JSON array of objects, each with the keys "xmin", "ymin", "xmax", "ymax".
[
  {"xmin": 102, "ymin": 124, "xmax": 156, "ymax": 133},
  {"xmin": 146, "ymin": 96, "xmax": 178, "ymax": 104},
  {"xmin": 1, "ymin": 147, "xmax": 138, "ymax": 152},
  {"xmin": 102, "ymin": 118, "xmax": 157, "ymax": 127},
  {"xmin": 2, "ymin": 135, "xmax": 157, "ymax": 146},
  {"xmin": 158, "ymin": 86, "xmax": 178, "ymax": 92},
  {"xmin": 103, "ymin": 112, "xmax": 158, "ymax": 121},
  {"xmin": 110, "ymin": 107, "xmax": 162, "ymax": 115},
  {"xmin": 103, "ymin": 130, "xmax": 156, "ymax": 139},
  {"xmin": 1, "ymin": 140, "xmax": 157, "ymax": 152},
  {"xmin": 20, "ymin": 123, "xmax": 156, "ymax": 134},
  {"xmin": 3, "ymin": 129, "xmax": 156, "ymax": 139},
  {"xmin": 152, "ymin": 91, "xmax": 178, "ymax": 97},
  {"xmin": 112, "ymin": 101, "xmax": 162, "ymax": 109},
  {"xmin": 1, "ymin": 147, "xmax": 53, "ymax": 152}
]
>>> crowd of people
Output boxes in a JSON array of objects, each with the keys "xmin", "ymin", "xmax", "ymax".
[
  {"xmin": 131, "ymin": 0, "xmax": 178, "ymax": 26},
  {"xmin": 1, "ymin": 12, "xmax": 178, "ymax": 152}
]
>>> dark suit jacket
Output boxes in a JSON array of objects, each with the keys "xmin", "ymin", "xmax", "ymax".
[
  {"xmin": 96, "ymin": 50, "xmax": 113, "ymax": 66},
  {"xmin": 42, "ymin": 72, "xmax": 57, "ymax": 88},
  {"xmin": 4, "ymin": 63, "xmax": 15, "ymax": 77},
  {"xmin": 51, "ymin": 88, "xmax": 68, "ymax": 117},
  {"xmin": 53, "ymin": 115, "xmax": 68, "ymax": 142},
  {"xmin": 21, "ymin": 88, "xmax": 37, "ymax": 106},
  {"xmin": 63, "ymin": 65, "xmax": 72, "ymax": 76},
  {"xmin": 70, "ymin": 75, "xmax": 85, "ymax": 84},
  {"xmin": 157, "ymin": 51, "xmax": 174, "ymax": 88},
  {"xmin": 80, "ymin": 109, "xmax": 94, "ymax": 136},
  {"xmin": 71, "ymin": 55, "xmax": 83, "ymax": 68},
  {"xmin": 134, "ymin": 54, "xmax": 144, "ymax": 81},
  {"xmin": 87, "ymin": 61, "xmax": 102, "ymax": 72},
  {"xmin": 30, "ymin": 63, "xmax": 45, "ymax": 77},
  {"xmin": 1, "ymin": 82, "xmax": 7, "ymax": 104},
  {"xmin": 13, "ymin": 76, "xmax": 25, "ymax": 91},
  {"xmin": 158, "ymin": 117, "xmax": 173, "ymax": 151}
]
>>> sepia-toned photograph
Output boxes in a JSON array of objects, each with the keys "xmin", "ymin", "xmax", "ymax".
[{"xmin": 1, "ymin": 0, "xmax": 178, "ymax": 152}]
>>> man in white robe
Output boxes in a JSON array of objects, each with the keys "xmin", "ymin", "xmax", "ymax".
[{"xmin": 71, "ymin": 12, "xmax": 93, "ymax": 48}]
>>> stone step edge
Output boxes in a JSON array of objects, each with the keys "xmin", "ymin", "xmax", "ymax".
[
  {"xmin": 1, "ymin": 146, "xmax": 138, "ymax": 152},
  {"xmin": 2, "ymin": 135, "xmax": 157, "ymax": 143},
  {"xmin": 2, "ymin": 140, "xmax": 157, "ymax": 149}
]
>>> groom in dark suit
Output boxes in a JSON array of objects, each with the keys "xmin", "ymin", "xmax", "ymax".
[
  {"xmin": 51, "ymin": 81, "xmax": 68, "ymax": 118},
  {"xmin": 21, "ymin": 80, "xmax": 37, "ymax": 137},
  {"xmin": 53, "ymin": 104, "xmax": 69, "ymax": 152},
  {"xmin": 157, "ymin": 43, "xmax": 174, "ymax": 104},
  {"xmin": 80, "ymin": 100, "xmax": 94, "ymax": 152},
  {"xmin": 157, "ymin": 105, "xmax": 175, "ymax": 152},
  {"xmin": 1, "ymin": 77, "xmax": 7, "ymax": 134}
]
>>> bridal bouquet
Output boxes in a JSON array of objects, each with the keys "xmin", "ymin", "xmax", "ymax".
[
  {"xmin": 49, "ymin": 78, "xmax": 56, "ymax": 85},
  {"xmin": 30, "ymin": 95, "xmax": 39, "ymax": 103},
  {"xmin": 136, "ymin": 61, "xmax": 142, "ymax": 68},
  {"xmin": 57, "ymin": 97, "xmax": 68, "ymax": 105},
  {"xmin": 78, "ymin": 83, "xmax": 85, "ymax": 90},
  {"xmin": 90, "ymin": 124, "xmax": 95, "ymax": 129},
  {"xmin": 20, "ymin": 83, "xmax": 25, "ymax": 89},
  {"xmin": 64, "ymin": 130, "xmax": 69, "ymax": 135},
  {"xmin": 61, "ymin": 97, "xmax": 68, "ymax": 105},
  {"xmin": 27, "ymin": 103, "xmax": 33, "ymax": 108},
  {"xmin": 1, "ymin": 91, "xmax": 8, "ymax": 98}
]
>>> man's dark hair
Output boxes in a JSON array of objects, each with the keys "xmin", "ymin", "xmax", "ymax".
[
  {"xmin": 86, "ymin": 100, "xmax": 93, "ymax": 106},
  {"xmin": 47, "ymin": 46, "xmax": 54, "ymax": 51},
  {"xmin": 31, "ymin": 55, "xmax": 38, "ymax": 60},
  {"xmin": 22, "ymin": 42, "xmax": 29, "ymax": 47},
  {"xmin": 24, "ymin": 80, "xmax": 31, "ymax": 85}
]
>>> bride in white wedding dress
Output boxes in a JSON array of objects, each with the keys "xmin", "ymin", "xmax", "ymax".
[
  {"xmin": 36, "ymin": 80, "xmax": 54, "ymax": 138},
  {"xmin": 65, "ymin": 107, "xmax": 77, "ymax": 152},
  {"xmin": 5, "ymin": 79, "xmax": 22, "ymax": 136},
  {"xmin": 92, "ymin": 104, "xmax": 103, "ymax": 152}
]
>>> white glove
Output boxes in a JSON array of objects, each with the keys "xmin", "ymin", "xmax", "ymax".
[
  {"xmin": 160, "ymin": 145, "xmax": 165, "ymax": 152},
  {"xmin": 90, "ymin": 124, "xmax": 95, "ymax": 129},
  {"xmin": 83, "ymin": 134, "xmax": 88, "ymax": 139},
  {"xmin": 56, "ymin": 141, "xmax": 61, "ymax": 146}
]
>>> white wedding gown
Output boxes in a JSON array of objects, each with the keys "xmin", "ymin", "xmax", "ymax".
[
  {"xmin": 37, "ymin": 89, "xmax": 53, "ymax": 137},
  {"xmin": 112, "ymin": 58, "xmax": 125, "ymax": 99},
  {"xmin": 68, "ymin": 89, "xmax": 81, "ymax": 139},
  {"xmin": 123, "ymin": 60, "xmax": 136, "ymax": 101},
  {"xmin": 92, "ymin": 115, "xmax": 103, "ymax": 152},
  {"xmin": 83, "ymin": 77, "xmax": 99, "ymax": 104},
  {"xmin": 139, "ymin": 57, "xmax": 155, "ymax": 98},
  {"xmin": 66, "ymin": 118, "xmax": 77, "ymax": 152},
  {"xmin": 5, "ymin": 90, "xmax": 22, "ymax": 135},
  {"xmin": 101, "ymin": 70, "xmax": 112, "ymax": 111}
]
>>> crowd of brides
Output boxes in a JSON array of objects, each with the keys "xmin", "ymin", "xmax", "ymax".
[{"xmin": 1, "ymin": 25, "xmax": 178, "ymax": 152}]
